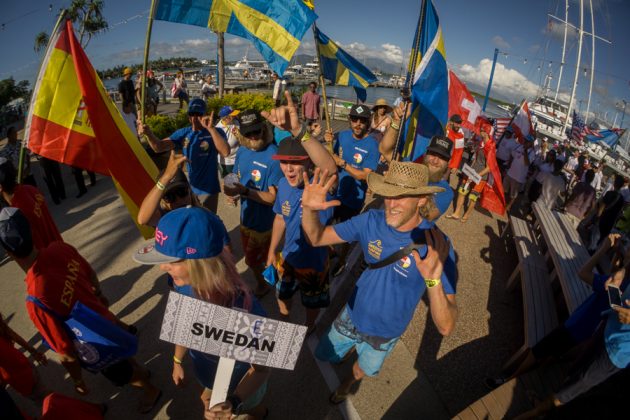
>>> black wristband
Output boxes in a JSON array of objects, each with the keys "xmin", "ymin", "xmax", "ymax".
[
  {"xmin": 226, "ymin": 395, "xmax": 243, "ymax": 415},
  {"xmin": 293, "ymin": 123, "xmax": 308, "ymax": 142}
]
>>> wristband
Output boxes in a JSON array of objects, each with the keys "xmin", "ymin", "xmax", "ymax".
[
  {"xmin": 173, "ymin": 356, "xmax": 183, "ymax": 364},
  {"xmin": 390, "ymin": 121, "xmax": 400, "ymax": 130},
  {"xmin": 340, "ymin": 161, "xmax": 347, "ymax": 169},
  {"xmin": 300, "ymin": 130, "xmax": 312, "ymax": 143},
  {"xmin": 293, "ymin": 123, "xmax": 308, "ymax": 142},
  {"xmin": 424, "ymin": 278, "xmax": 441, "ymax": 288},
  {"xmin": 156, "ymin": 181, "xmax": 166, "ymax": 191}
]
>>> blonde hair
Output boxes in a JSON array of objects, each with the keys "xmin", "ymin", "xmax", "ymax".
[{"xmin": 186, "ymin": 248, "xmax": 252, "ymax": 310}]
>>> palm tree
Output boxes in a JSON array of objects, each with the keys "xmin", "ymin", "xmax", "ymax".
[
  {"xmin": 34, "ymin": 32, "xmax": 50, "ymax": 53},
  {"xmin": 33, "ymin": 0, "xmax": 108, "ymax": 53}
]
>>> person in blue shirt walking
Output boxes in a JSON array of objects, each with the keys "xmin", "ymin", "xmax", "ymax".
[
  {"xmin": 324, "ymin": 104, "xmax": 381, "ymax": 276},
  {"xmin": 138, "ymin": 98, "xmax": 230, "ymax": 214},
  {"xmin": 301, "ymin": 161, "xmax": 458, "ymax": 404},
  {"xmin": 223, "ymin": 109, "xmax": 283, "ymax": 297},
  {"xmin": 266, "ymin": 121, "xmax": 337, "ymax": 332}
]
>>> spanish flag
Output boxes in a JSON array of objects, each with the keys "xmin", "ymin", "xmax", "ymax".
[{"xmin": 24, "ymin": 20, "xmax": 158, "ymax": 238}]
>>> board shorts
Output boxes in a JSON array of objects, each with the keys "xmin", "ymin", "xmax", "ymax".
[
  {"xmin": 316, "ymin": 306, "xmax": 399, "ymax": 377},
  {"xmin": 274, "ymin": 252, "xmax": 330, "ymax": 309},
  {"xmin": 240, "ymin": 226, "xmax": 272, "ymax": 269},
  {"xmin": 458, "ymin": 178, "xmax": 486, "ymax": 202}
]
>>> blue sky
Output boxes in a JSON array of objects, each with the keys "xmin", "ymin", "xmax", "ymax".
[{"xmin": 1, "ymin": 0, "xmax": 629, "ymax": 123}]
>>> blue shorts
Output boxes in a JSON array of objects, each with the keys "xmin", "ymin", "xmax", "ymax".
[{"xmin": 315, "ymin": 306, "xmax": 399, "ymax": 377}]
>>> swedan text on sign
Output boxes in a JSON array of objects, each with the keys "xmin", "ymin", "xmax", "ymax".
[{"xmin": 160, "ymin": 292, "xmax": 307, "ymax": 370}]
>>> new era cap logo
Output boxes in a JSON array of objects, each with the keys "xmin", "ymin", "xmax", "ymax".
[
  {"xmin": 241, "ymin": 114, "xmax": 256, "ymax": 124},
  {"xmin": 186, "ymin": 247, "xmax": 197, "ymax": 255},
  {"xmin": 436, "ymin": 139, "xmax": 450, "ymax": 149},
  {"xmin": 356, "ymin": 106, "xmax": 364, "ymax": 113},
  {"xmin": 155, "ymin": 229, "xmax": 168, "ymax": 246}
]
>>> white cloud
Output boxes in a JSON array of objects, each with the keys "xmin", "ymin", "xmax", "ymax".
[
  {"xmin": 457, "ymin": 59, "xmax": 540, "ymax": 101},
  {"xmin": 492, "ymin": 35, "xmax": 511, "ymax": 50}
]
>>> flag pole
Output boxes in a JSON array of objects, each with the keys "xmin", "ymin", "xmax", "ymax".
[
  {"xmin": 495, "ymin": 98, "xmax": 525, "ymax": 148},
  {"xmin": 18, "ymin": 9, "xmax": 67, "ymax": 184},
  {"xmin": 312, "ymin": 24, "xmax": 332, "ymax": 141},
  {"xmin": 391, "ymin": 0, "xmax": 426, "ymax": 162},
  {"xmin": 140, "ymin": 0, "xmax": 158, "ymax": 125}
]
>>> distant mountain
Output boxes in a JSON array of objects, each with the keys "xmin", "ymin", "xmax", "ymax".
[{"xmin": 291, "ymin": 54, "xmax": 402, "ymax": 75}]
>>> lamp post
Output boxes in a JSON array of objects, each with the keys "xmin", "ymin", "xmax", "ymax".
[{"xmin": 621, "ymin": 100, "xmax": 628, "ymax": 130}]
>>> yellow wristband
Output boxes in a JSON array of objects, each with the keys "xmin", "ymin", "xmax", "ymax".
[
  {"xmin": 424, "ymin": 278, "xmax": 441, "ymax": 288},
  {"xmin": 390, "ymin": 122, "xmax": 400, "ymax": 130},
  {"xmin": 173, "ymin": 355, "xmax": 182, "ymax": 364},
  {"xmin": 156, "ymin": 181, "xmax": 166, "ymax": 191},
  {"xmin": 301, "ymin": 131, "xmax": 312, "ymax": 143}
]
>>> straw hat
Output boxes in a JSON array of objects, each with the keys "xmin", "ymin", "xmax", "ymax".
[
  {"xmin": 123, "ymin": 67, "xmax": 133, "ymax": 76},
  {"xmin": 372, "ymin": 98, "xmax": 392, "ymax": 113},
  {"xmin": 367, "ymin": 161, "xmax": 444, "ymax": 197}
]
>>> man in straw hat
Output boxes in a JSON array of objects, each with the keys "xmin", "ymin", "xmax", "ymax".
[{"xmin": 300, "ymin": 161, "xmax": 458, "ymax": 404}]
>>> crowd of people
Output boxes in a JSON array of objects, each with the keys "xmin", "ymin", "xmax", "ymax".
[{"xmin": 1, "ymin": 81, "xmax": 629, "ymax": 419}]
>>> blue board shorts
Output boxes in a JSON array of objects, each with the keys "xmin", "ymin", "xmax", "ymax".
[{"xmin": 315, "ymin": 305, "xmax": 399, "ymax": 377}]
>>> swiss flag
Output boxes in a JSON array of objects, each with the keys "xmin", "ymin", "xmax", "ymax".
[
  {"xmin": 448, "ymin": 70, "xmax": 481, "ymax": 133},
  {"xmin": 511, "ymin": 101, "xmax": 535, "ymax": 142}
]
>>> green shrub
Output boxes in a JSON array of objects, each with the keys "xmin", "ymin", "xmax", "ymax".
[
  {"xmin": 145, "ymin": 114, "xmax": 176, "ymax": 139},
  {"xmin": 206, "ymin": 93, "xmax": 275, "ymax": 114}
]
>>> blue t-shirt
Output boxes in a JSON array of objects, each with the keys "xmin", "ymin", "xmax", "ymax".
[
  {"xmin": 334, "ymin": 130, "xmax": 380, "ymax": 210},
  {"xmin": 170, "ymin": 126, "xmax": 222, "ymax": 195},
  {"xmin": 233, "ymin": 144, "xmax": 283, "ymax": 232},
  {"xmin": 564, "ymin": 273, "xmax": 614, "ymax": 342},
  {"xmin": 604, "ymin": 285, "xmax": 630, "ymax": 368},
  {"xmin": 177, "ymin": 288, "xmax": 267, "ymax": 391},
  {"xmin": 273, "ymin": 178, "xmax": 333, "ymax": 271},
  {"xmin": 430, "ymin": 180, "xmax": 453, "ymax": 219},
  {"xmin": 333, "ymin": 210, "xmax": 457, "ymax": 338}
]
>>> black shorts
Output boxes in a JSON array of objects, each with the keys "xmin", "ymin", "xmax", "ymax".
[
  {"xmin": 531, "ymin": 326, "xmax": 576, "ymax": 360},
  {"xmin": 101, "ymin": 359, "xmax": 134, "ymax": 387},
  {"xmin": 333, "ymin": 204, "xmax": 361, "ymax": 224}
]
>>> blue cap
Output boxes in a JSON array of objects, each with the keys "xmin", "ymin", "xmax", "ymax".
[
  {"xmin": 188, "ymin": 98, "xmax": 207, "ymax": 115},
  {"xmin": 525, "ymin": 134, "xmax": 535, "ymax": 142},
  {"xmin": 133, "ymin": 207, "xmax": 226, "ymax": 265},
  {"xmin": 218, "ymin": 106, "xmax": 239, "ymax": 118}
]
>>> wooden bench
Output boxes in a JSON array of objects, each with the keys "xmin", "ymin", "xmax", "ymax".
[{"xmin": 504, "ymin": 216, "xmax": 559, "ymax": 370}]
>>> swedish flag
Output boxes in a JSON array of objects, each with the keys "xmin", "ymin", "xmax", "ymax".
[
  {"xmin": 315, "ymin": 27, "xmax": 377, "ymax": 102},
  {"xmin": 155, "ymin": 0, "xmax": 317, "ymax": 75},
  {"xmin": 401, "ymin": 0, "xmax": 448, "ymax": 160}
]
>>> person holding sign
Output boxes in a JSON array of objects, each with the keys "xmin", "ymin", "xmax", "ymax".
[
  {"xmin": 133, "ymin": 207, "xmax": 270, "ymax": 419},
  {"xmin": 265, "ymin": 100, "xmax": 337, "ymax": 332},
  {"xmin": 0, "ymin": 208, "xmax": 161, "ymax": 414},
  {"xmin": 301, "ymin": 162, "xmax": 458, "ymax": 404},
  {"xmin": 446, "ymin": 124, "xmax": 495, "ymax": 223}
]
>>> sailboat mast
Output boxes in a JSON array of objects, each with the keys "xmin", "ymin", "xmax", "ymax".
[
  {"xmin": 585, "ymin": 0, "xmax": 595, "ymax": 121},
  {"xmin": 562, "ymin": 0, "xmax": 584, "ymax": 137},
  {"xmin": 554, "ymin": 0, "xmax": 569, "ymax": 101}
]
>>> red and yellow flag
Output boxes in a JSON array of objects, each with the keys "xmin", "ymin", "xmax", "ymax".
[{"xmin": 25, "ymin": 21, "xmax": 157, "ymax": 238}]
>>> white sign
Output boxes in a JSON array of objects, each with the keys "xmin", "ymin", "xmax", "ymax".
[
  {"xmin": 462, "ymin": 163, "xmax": 482, "ymax": 185},
  {"xmin": 160, "ymin": 291, "xmax": 307, "ymax": 370}
]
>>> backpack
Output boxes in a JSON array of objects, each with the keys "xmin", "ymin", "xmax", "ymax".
[{"xmin": 27, "ymin": 296, "xmax": 137, "ymax": 372}]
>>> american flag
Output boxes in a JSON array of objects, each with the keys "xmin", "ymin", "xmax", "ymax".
[
  {"xmin": 571, "ymin": 111, "xmax": 587, "ymax": 140},
  {"xmin": 493, "ymin": 117, "xmax": 511, "ymax": 140}
]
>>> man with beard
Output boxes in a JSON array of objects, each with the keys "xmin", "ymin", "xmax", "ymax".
[
  {"xmin": 379, "ymin": 103, "xmax": 454, "ymax": 221},
  {"xmin": 324, "ymin": 104, "xmax": 380, "ymax": 275},
  {"xmin": 264, "ymin": 95, "xmax": 337, "ymax": 332},
  {"xmin": 301, "ymin": 161, "xmax": 458, "ymax": 404},
  {"xmin": 138, "ymin": 99, "xmax": 229, "ymax": 213},
  {"xmin": 224, "ymin": 109, "xmax": 283, "ymax": 297}
]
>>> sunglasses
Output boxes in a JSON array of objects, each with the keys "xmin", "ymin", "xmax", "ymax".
[
  {"xmin": 243, "ymin": 128, "xmax": 264, "ymax": 139},
  {"xmin": 163, "ymin": 186, "xmax": 189, "ymax": 202},
  {"xmin": 188, "ymin": 112, "xmax": 203, "ymax": 117},
  {"xmin": 350, "ymin": 116, "xmax": 369, "ymax": 124}
]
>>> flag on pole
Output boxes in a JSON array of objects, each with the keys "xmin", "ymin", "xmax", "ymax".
[
  {"xmin": 570, "ymin": 110, "xmax": 587, "ymax": 141},
  {"xmin": 24, "ymin": 20, "xmax": 158, "ymax": 238},
  {"xmin": 510, "ymin": 101, "xmax": 535, "ymax": 141},
  {"xmin": 493, "ymin": 117, "xmax": 511, "ymax": 140},
  {"xmin": 155, "ymin": 0, "xmax": 317, "ymax": 76},
  {"xmin": 314, "ymin": 26, "xmax": 377, "ymax": 102},
  {"xmin": 400, "ymin": 0, "xmax": 449, "ymax": 161},
  {"xmin": 448, "ymin": 70, "xmax": 481, "ymax": 133}
]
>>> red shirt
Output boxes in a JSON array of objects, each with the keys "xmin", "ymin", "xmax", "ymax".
[
  {"xmin": 11, "ymin": 184, "xmax": 63, "ymax": 249},
  {"xmin": 301, "ymin": 90, "xmax": 321, "ymax": 120},
  {"xmin": 25, "ymin": 242, "xmax": 114, "ymax": 356},
  {"xmin": 447, "ymin": 128, "xmax": 465, "ymax": 169},
  {"xmin": 0, "ymin": 335, "xmax": 35, "ymax": 395}
]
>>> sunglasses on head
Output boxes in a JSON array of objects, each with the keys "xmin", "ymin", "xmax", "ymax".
[
  {"xmin": 350, "ymin": 116, "xmax": 368, "ymax": 123},
  {"xmin": 163, "ymin": 186, "xmax": 189, "ymax": 202}
]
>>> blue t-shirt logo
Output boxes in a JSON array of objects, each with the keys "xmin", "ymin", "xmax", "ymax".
[
  {"xmin": 281, "ymin": 200, "xmax": 291, "ymax": 216},
  {"xmin": 183, "ymin": 138, "xmax": 190, "ymax": 148},
  {"xmin": 368, "ymin": 239, "xmax": 382, "ymax": 260},
  {"xmin": 399, "ymin": 255, "xmax": 412, "ymax": 269},
  {"xmin": 251, "ymin": 169, "xmax": 262, "ymax": 183},
  {"xmin": 200, "ymin": 141, "xmax": 210, "ymax": 152},
  {"xmin": 353, "ymin": 153, "xmax": 363, "ymax": 164}
]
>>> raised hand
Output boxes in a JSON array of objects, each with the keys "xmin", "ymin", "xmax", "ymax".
[
  {"xmin": 301, "ymin": 168, "xmax": 340, "ymax": 211},
  {"xmin": 412, "ymin": 227, "xmax": 450, "ymax": 281},
  {"xmin": 201, "ymin": 110, "xmax": 215, "ymax": 130},
  {"xmin": 163, "ymin": 150, "xmax": 187, "ymax": 181},
  {"xmin": 261, "ymin": 91, "xmax": 301, "ymax": 136}
]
